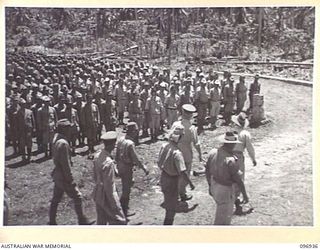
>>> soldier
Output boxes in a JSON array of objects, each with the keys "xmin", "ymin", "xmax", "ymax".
[
  {"xmin": 164, "ymin": 85, "xmax": 180, "ymax": 128},
  {"xmin": 16, "ymin": 98, "xmax": 35, "ymax": 162},
  {"xmin": 157, "ymin": 82, "xmax": 168, "ymax": 132},
  {"xmin": 73, "ymin": 93, "xmax": 85, "ymax": 146},
  {"xmin": 93, "ymin": 90, "xmax": 107, "ymax": 142},
  {"xmin": 221, "ymin": 70, "xmax": 230, "ymax": 103},
  {"xmin": 205, "ymin": 131, "xmax": 249, "ymax": 225},
  {"xmin": 115, "ymin": 122, "xmax": 149, "ymax": 217},
  {"xmin": 54, "ymin": 94, "xmax": 67, "ymax": 120},
  {"xmin": 249, "ymin": 74, "xmax": 261, "ymax": 110},
  {"xmin": 8, "ymin": 96, "xmax": 20, "ymax": 155},
  {"xmin": 49, "ymin": 119, "xmax": 95, "ymax": 225},
  {"xmin": 145, "ymin": 88, "xmax": 164, "ymax": 141},
  {"xmin": 158, "ymin": 124, "xmax": 195, "ymax": 225},
  {"xmin": 231, "ymin": 113, "xmax": 257, "ymax": 215},
  {"xmin": 140, "ymin": 81, "xmax": 150, "ymax": 137},
  {"xmin": 52, "ymin": 83, "xmax": 60, "ymax": 105},
  {"xmin": 128, "ymin": 90, "xmax": 144, "ymax": 140},
  {"xmin": 93, "ymin": 131, "xmax": 127, "ymax": 225},
  {"xmin": 178, "ymin": 78, "xmax": 193, "ymax": 113},
  {"xmin": 31, "ymin": 94, "xmax": 44, "ymax": 153},
  {"xmin": 235, "ymin": 75, "xmax": 247, "ymax": 114},
  {"xmin": 37, "ymin": 96, "xmax": 57, "ymax": 158},
  {"xmin": 223, "ymin": 76, "xmax": 235, "ymax": 125},
  {"xmin": 194, "ymin": 79, "xmax": 209, "ymax": 133},
  {"xmin": 104, "ymin": 91, "xmax": 117, "ymax": 132},
  {"xmin": 83, "ymin": 93, "xmax": 100, "ymax": 159},
  {"xmin": 171, "ymin": 104, "xmax": 202, "ymax": 201},
  {"xmin": 114, "ymin": 79, "xmax": 128, "ymax": 125},
  {"xmin": 61, "ymin": 97, "xmax": 79, "ymax": 155},
  {"xmin": 209, "ymin": 80, "xmax": 221, "ymax": 129}
]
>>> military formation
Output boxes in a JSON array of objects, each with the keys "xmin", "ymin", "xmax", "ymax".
[{"xmin": 5, "ymin": 50, "xmax": 260, "ymax": 225}]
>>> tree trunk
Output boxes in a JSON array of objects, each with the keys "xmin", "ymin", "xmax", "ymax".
[{"xmin": 258, "ymin": 7, "xmax": 263, "ymax": 53}]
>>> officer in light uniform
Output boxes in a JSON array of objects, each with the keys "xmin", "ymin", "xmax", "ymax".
[
  {"xmin": 209, "ymin": 80, "xmax": 221, "ymax": 129},
  {"xmin": 164, "ymin": 85, "xmax": 180, "ymax": 128},
  {"xmin": 231, "ymin": 113, "xmax": 257, "ymax": 215},
  {"xmin": 171, "ymin": 104, "xmax": 202, "ymax": 201}
]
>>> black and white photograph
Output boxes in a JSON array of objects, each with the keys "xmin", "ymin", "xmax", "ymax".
[{"xmin": 3, "ymin": 6, "xmax": 315, "ymax": 227}]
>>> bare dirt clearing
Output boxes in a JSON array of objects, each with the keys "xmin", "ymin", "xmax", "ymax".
[{"xmin": 5, "ymin": 78, "xmax": 313, "ymax": 226}]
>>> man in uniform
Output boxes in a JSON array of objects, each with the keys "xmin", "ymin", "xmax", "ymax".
[
  {"xmin": 140, "ymin": 81, "xmax": 150, "ymax": 137},
  {"xmin": 104, "ymin": 90, "xmax": 117, "ymax": 132},
  {"xmin": 17, "ymin": 98, "xmax": 35, "ymax": 162},
  {"xmin": 171, "ymin": 104, "xmax": 202, "ymax": 201},
  {"xmin": 8, "ymin": 96, "xmax": 20, "ymax": 155},
  {"xmin": 128, "ymin": 90, "xmax": 144, "ymax": 139},
  {"xmin": 205, "ymin": 131, "xmax": 249, "ymax": 225},
  {"xmin": 61, "ymin": 97, "xmax": 79, "ymax": 155},
  {"xmin": 145, "ymin": 88, "xmax": 164, "ymax": 141},
  {"xmin": 49, "ymin": 119, "xmax": 95, "ymax": 225},
  {"xmin": 83, "ymin": 93, "xmax": 100, "ymax": 159},
  {"xmin": 158, "ymin": 124, "xmax": 195, "ymax": 225},
  {"xmin": 115, "ymin": 122, "xmax": 149, "ymax": 217},
  {"xmin": 209, "ymin": 80, "xmax": 221, "ymax": 129},
  {"xmin": 223, "ymin": 76, "xmax": 235, "ymax": 125},
  {"xmin": 235, "ymin": 75, "xmax": 247, "ymax": 114},
  {"xmin": 164, "ymin": 85, "xmax": 180, "ymax": 128},
  {"xmin": 178, "ymin": 78, "xmax": 193, "ymax": 113},
  {"xmin": 54, "ymin": 94, "xmax": 67, "ymax": 120},
  {"xmin": 31, "ymin": 94, "xmax": 44, "ymax": 154},
  {"xmin": 194, "ymin": 79, "xmax": 209, "ymax": 133},
  {"xmin": 93, "ymin": 89, "xmax": 107, "ymax": 142},
  {"xmin": 38, "ymin": 96, "xmax": 57, "ymax": 158},
  {"xmin": 114, "ymin": 79, "xmax": 128, "ymax": 125},
  {"xmin": 231, "ymin": 113, "xmax": 257, "ymax": 215},
  {"xmin": 92, "ymin": 131, "xmax": 127, "ymax": 225},
  {"xmin": 249, "ymin": 74, "xmax": 261, "ymax": 110},
  {"xmin": 73, "ymin": 93, "xmax": 85, "ymax": 146}
]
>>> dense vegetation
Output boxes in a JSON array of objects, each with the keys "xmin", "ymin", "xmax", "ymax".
[{"xmin": 5, "ymin": 7, "xmax": 315, "ymax": 62}]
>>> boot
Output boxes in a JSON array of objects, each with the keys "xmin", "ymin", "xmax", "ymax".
[
  {"xmin": 27, "ymin": 148, "xmax": 32, "ymax": 161},
  {"xmin": 48, "ymin": 202, "xmax": 58, "ymax": 225},
  {"xmin": 163, "ymin": 210, "xmax": 175, "ymax": 225},
  {"xmin": 44, "ymin": 145, "xmax": 48, "ymax": 158},
  {"xmin": 234, "ymin": 198, "xmax": 243, "ymax": 215},
  {"xmin": 163, "ymin": 218, "xmax": 174, "ymax": 225},
  {"xmin": 74, "ymin": 201, "xmax": 95, "ymax": 225}
]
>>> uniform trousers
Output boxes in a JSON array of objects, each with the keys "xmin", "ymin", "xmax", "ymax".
[{"xmin": 210, "ymin": 178, "xmax": 236, "ymax": 225}]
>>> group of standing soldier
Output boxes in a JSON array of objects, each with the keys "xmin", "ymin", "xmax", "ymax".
[
  {"xmin": 6, "ymin": 51, "xmax": 261, "ymax": 162},
  {"xmin": 5, "ymin": 50, "xmax": 260, "ymax": 225}
]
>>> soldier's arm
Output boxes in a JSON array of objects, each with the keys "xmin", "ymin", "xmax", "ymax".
[
  {"xmin": 244, "ymin": 132, "xmax": 256, "ymax": 165},
  {"xmin": 191, "ymin": 126, "xmax": 202, "ymax": 162},
  {"xmin": 129, "ymin": 143, "xmax": 148, "ymax": 174},
  {"xmin": 58, "ymin": 143, "xmax": 74, "ymax": 184},
  {"xmin": 102, "ymin": 161, "xmax": 115, "ymax": 194},
  {"xmin": 96, "ymin": 105, "xmax": 101, "ymax": 124},
  {"xmin": 229, "ymin": 162, "xmax": 249, "ymax": 203},
  {"xmin": 174, "ymin": 150, "xmax": 194, "ymax": 189}
]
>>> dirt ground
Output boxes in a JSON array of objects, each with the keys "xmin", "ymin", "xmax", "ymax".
[{"xmin": 4, "ymin": 77, "xmax": 313, "ymax": 226}]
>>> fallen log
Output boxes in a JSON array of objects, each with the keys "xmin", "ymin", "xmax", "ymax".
[
  {"xmin": 202, "ymin": 59, "xmax": 313, "ymax": 67},
  {"xmin": 215, "ymin": 71, "xmax": 312, "ymax": 87}
]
